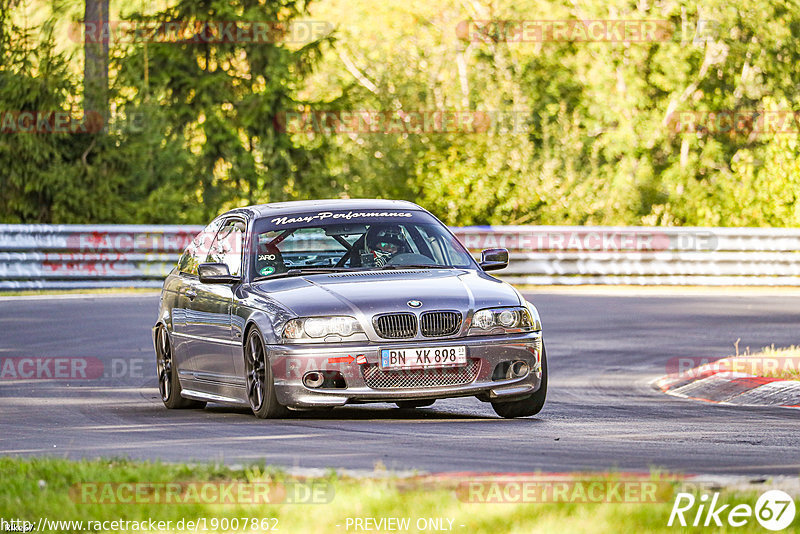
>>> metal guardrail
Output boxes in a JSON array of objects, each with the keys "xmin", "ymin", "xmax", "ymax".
[
  {"xmin": 452, "ymin": 226, "xmax": 800, "ymax": 286},
  {"xmin": 0, "ymin": 225, "xmax": 201, "ymax": 289},
  {"xmin": 1, "ymin": 224, "xmax": 799, "ymax": 289}
]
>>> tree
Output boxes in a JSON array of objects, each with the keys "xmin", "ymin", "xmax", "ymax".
[
  {"xmin": 111, "ymin": 0, "xmax": 336, "ymax": 222},
  {"xmin": 84, "ymin": 0, "xmax": 109, "ymax": 131}
]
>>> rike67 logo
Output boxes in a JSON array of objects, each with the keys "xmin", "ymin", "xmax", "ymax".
[{"xmin": 669, "ymin": 490, "xmax": 796, "ymax": 530}]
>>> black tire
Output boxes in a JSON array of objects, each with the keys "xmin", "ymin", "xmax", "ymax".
[
  {"xmin": 155, "ymin": 326, "xmax": 206, "ymax": 409},
  {"xmin": 491, "ymin": 345, "xmax": 548, "ymax": 418},
  {"xmin": 396, "ymin": 400, "xmax": 435, "ymax": 409},
  {"xmin": 244, "ymin": 328, "xmax": 289, "ymax": 419}
]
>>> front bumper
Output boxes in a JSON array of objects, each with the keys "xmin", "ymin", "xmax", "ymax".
[{"xmin": 268, "ymin": 331, "xmax": 543, "ymax": 408}]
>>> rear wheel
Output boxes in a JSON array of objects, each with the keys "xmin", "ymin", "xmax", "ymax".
[
  {"xmin": 491, "ymin": 345, "xmax": 547, "ymax": 418},
  {"xmin": 245, "ymin": 328, "xmax": 288, "ymax": 419},
  {"xmin": 155, "ymin": 326, "xmax": 205, "ymax": 409},
  {"xmin": 395, "ymin": 400, "xmax": 435, "ymax": 409}
]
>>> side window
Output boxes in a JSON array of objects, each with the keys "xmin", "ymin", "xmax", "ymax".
[
  {"xmin": 205, "ymin": 219, "xmax": 246, "ymax": 277},
  {"xmin": 177, "ymin": 219, "xmax": 222, "ymax": 276}
]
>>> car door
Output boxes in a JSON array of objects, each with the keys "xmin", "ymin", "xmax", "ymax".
[
  {"xmin": 184, "ymin": 217, "xmax": 246, "ymax": 391},
  {"xmin": 171, "ymin": 218, "xmax": 223, "ymax": 376}
]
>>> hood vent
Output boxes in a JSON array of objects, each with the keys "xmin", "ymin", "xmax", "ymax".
[{"xmin": 326, "ymin": 270, "xmax": 428, "ymax": 279}]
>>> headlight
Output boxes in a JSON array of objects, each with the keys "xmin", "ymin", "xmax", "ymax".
[
  {"xmin": 468, "ymin": 306, "xmax": 539, "ymax": 335},
  {"xmin": 283, "ymin": 316, "xmax": 364, "ymax": 340}
]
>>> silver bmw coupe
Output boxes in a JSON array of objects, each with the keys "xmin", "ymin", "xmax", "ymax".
[{"xmin": 153, "ymin": 199, "xmax": 546, "ymax": 418}]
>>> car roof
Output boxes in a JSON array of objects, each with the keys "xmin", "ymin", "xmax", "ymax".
[{"xmin": 224, "ymin": 199, "xmax": 424, "ymax": 219}]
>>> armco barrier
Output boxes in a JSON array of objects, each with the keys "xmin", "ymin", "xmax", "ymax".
[
  {"xmin": 0, "ymin": 225, "xmax": 201, "ymax": 290},
  {"xmin": 0, "ymin": 224, "xmax": 799, "ymax": 289},
  {"xmin": 452, "ymin": 226, "xmax": 800, "ymax": 286}
]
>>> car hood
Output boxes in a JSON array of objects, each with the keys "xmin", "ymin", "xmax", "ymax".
[{"xmin": 248, "ymin": 269, "xmax": 522, "ymax": 318}]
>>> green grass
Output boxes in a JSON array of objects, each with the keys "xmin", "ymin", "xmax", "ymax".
[
  {"xmin": 722, "ymin": 344, "xmax": 800, "ymax": 381},
  {"xmin": 0, "ymin": 458, "xmax": 797, "ymax": 533}
]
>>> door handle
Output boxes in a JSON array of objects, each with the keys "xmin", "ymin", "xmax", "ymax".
[{"xmin": 185, "ymin": 289, "xmax": 197, "ymax": 300}]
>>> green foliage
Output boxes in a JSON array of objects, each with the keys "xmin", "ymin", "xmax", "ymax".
[
  {"xmin": 299, "ymin": 0, "xmax": 800, "ymax": 227},
  {"xmin": 2, "ymin": 0, "xmax": 800, "ymax": 226},
  {"xmin": 0, "ymin": 7, "xmax": 81, "ymax": 223},
  {"xmin": 0, "ymin": 0, "xmax": 334, "ymax": 223},
  {"xmin": 1, "ymin": 457, "xmax": 791, "ymax": 534},
  {"xmin": 110, "ymin": 0, "xmax": 336, "ymax": 222}
]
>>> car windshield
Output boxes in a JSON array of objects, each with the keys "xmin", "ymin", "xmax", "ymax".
[{"xmin": 250, "ymin": 209, "xmax": 475, "ymax": 279}]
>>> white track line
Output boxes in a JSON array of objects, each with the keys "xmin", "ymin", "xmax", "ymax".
[{"xmin": 0, "ymin": 292, "xmax": 159, "ymax": 301}]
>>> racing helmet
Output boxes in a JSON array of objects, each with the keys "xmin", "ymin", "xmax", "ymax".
[{"xmin": 364, "ymin": 225, "xmax": 408, "ymax": 266}]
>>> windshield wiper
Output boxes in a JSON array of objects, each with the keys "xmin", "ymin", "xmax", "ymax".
[
  {"xmin": 252, "ymin": 267, "xmax": 353, "ymax": 281},
  {"xmin": 380, "ymin": 264, "xmax": 456, "ymax": 270}
]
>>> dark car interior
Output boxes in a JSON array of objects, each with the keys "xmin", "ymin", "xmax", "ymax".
[{"xmin": 253, "ymin": 223, "xmax": 450, "ymax": 277}]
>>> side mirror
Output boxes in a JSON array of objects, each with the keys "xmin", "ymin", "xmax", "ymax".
[
  {"xmin": 479, "ymin": 248, "xmax": 509, "ymax": 271},
  {"xmin": 198, "ymin": 263, "xmax": 240, "ymax": 284}
]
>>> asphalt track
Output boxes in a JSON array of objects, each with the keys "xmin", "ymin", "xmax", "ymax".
[{"xmin": 1, "ymin": 291, "xmax": 799, "ymax": 476}]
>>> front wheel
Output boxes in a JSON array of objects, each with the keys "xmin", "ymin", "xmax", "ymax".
[
  {"xmin": 155, "ymin": 326, "xmax": 205, "ymax": 409},
  {"xmin": 491, "ymin": 345, "xmax": 547, "ymax": 418},
  {"xmin": 244, "ymin": 328, "xmax": 288, "ymax": 419}
]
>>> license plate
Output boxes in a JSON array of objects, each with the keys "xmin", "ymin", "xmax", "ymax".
[{"xmin": 380, "ymin": 346, "xmax": 467, "ymax": 370}]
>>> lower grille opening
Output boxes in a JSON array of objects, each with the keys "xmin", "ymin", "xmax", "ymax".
[
  {"xmin": 361, "ymin": 359, "xmax": 480, "ymax": 389},
  {"xmin": 491, "ymin": 360, "xmax": 529, "ymax": 380},
  {"xmin": 304, "ymin": 370, "xmax": 347, "ymax": 389},
  {"xmin": 492, "ymin": 361, "xmax": 512, "ymax": 381}
]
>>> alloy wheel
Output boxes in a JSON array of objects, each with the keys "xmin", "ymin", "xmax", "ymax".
[
  {"xmin": 245, "ymin": 332, "xmax": 267, "ymax": 411},
  {"xmin": 156, "ymin": 327, "xmax": 172, "ymax": 402}
]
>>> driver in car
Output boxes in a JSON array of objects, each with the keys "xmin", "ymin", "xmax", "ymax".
[{"xmin": 364, "ymin": 225, "xmax": 408, "ymax": 267}]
